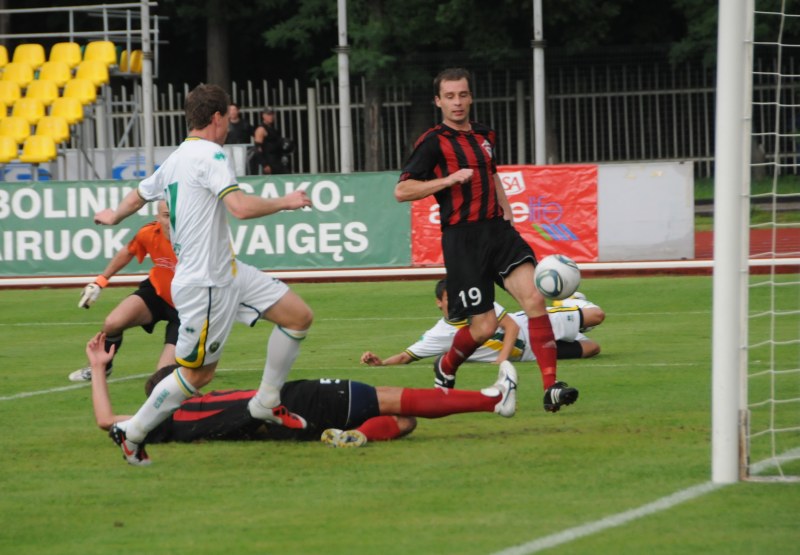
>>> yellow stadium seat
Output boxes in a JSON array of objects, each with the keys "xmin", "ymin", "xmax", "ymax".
[
  {"xmin": 63, "ymin": 78, "xmax": 97, "ymax": 105},
  {"xmin": 0, "ymin": 80, "xmax": 21, "ymax": 106},
  {"xmin": 118, "ymin": 50, "xmax": 129, "ymax": 73},
  {"xmin": 12, "ymin": 98, "xmax": 45, "ymax": 125},
  {"xmin": 83, "ymin": 41, "xmax": 117, "ymax": 66},
  {"xmin": 49, "ymin": 42, "xmax": 82, "ymax": 69},
  {"xmin": 38, "ymin": 61, "xmax": 72, "ymax": 88},
  {"xmin": 0, "ymin": 135, "xmax": 18, "ymax": 163},
  {"xmin": 12, "ymin": 43, "xmax": 46, "ymax": 70},
  {"xmin": 0, "ymin": 116, "xmax": 31, "ymax": 144},
  {"xmin": 0, "ymin": 45, "xmax": 8, "ymax": 69},
  {"xmin": 129, "ymin": 50, "xmax": 143, "ymax": 74},
  {"xmin": 24, "ymin": 79, "xmax": 59, "ymax": 107},
  {"xmin": 49, "ymin": 97, "xmax": 84, "ymax": 125},
  {"xmin": 35, "ymin": 115, "xmax": 70, "ymax": 144},
  {"xmin": 1, "ymin": 62, "xmax": 34, "ymax": 88},
  {"xmin": 0, "ymin": 99, "xmax": 6, "ymax": 119},
  {"xmin": 20, "ymin": 134, "xmax": 57, "ymax": 164},
  {"xmin": 75, "ymin": 60, "xmax": 109, "ymax": 87}
]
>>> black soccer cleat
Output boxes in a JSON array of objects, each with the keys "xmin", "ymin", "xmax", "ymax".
[
  {"xmin": 543, "ymin": 381, "xmax": 579, "ymax": 413},
  {"xmin": 433, "ymin": 355, "xmax": 456, "ymax": 390}
]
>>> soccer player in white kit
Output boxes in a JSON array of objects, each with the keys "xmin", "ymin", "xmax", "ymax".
[{"xmin": 94, "ymin": 84, "xmax": 312, "ymax": 465}]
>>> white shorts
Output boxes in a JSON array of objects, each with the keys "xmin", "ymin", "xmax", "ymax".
[
  {"xmin": 172, "ymin": 261, "xmax": 290, "ymax": 368},
  {"xmin": 511, "ymin": 308, "xmax": 586, "ymax": 362},
  {"xmin": 547, "ymin": 306, "xmax": 582, "ymax": 342}
]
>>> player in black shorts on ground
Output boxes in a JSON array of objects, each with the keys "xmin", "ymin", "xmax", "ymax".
[
  {"xmin": 395, "ymin": 67, "xmax": 578, "ymax": 412},
  {"xmin": 86, "ymin": 332, "xmax": 517, "ymax": 454}
]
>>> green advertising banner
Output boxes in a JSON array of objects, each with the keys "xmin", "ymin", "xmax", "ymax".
[{"xmin": 0, "ymin": 172, "xmax": 410, "ymax": 276}]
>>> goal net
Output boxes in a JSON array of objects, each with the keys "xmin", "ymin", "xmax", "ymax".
[{"xmin": 714, "ymin": 0, "xmax": 800, "ymax": 483}]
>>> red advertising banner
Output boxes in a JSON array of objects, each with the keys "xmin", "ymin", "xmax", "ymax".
[{"xmin": 411, "ymin": 164, "xmax": 598, "ymax": 265}]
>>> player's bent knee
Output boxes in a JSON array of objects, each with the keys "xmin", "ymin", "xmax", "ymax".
[
  {"xmin": 396, "ymin": 416, "xmax": 417, "ymax": 438},
  {"xmin": 582, "ymin": 341, "xmax": 601, "ymax": 358}
]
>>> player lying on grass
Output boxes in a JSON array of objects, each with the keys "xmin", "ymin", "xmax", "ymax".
[
  {"xmin": 361, "ymin": 279, "xmax": 605, "ymax": 369},
  {"xmin": 86, "ymin": 332, "xmax": 517, "ymax": 455},
  {"xmin": 70, "ymin": 201, "xmax": 178, "ymax": 382}
]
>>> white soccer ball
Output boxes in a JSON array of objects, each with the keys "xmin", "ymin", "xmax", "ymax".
[{"xmin": 534, "ymin": 254, "xmax": 581, "ymax": 300}]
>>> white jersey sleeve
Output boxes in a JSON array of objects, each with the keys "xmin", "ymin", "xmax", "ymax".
[{"xmin": 406, "ymin": 303, "xmax": 527, "ymax": 363}]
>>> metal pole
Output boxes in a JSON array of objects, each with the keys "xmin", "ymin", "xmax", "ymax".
[
  {"xmin": 711, "ymin": 0, "xmax": 749, "ymax": 484},
  {"xmin": 307, "ymin": 87, "xmax": 319, "ymax": 174},
  {"xmin": 515, "ymin": 80, "xmax": 525, "ymax": 164},
  {"xmin": 141, "ymin": 0, "xmax": 155, "ymax": 174},
  {"xmin": 337, "ymin": 0, "xmax": 353, "ymax": 173},
  {"xmin": 532, "ymin": 0, "xmax": 546, "ymax": 165}
]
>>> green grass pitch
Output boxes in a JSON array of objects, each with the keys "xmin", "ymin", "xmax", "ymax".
[{"xmin": 0, "ymin": 276, "xmax": 798, "ymax": 554}]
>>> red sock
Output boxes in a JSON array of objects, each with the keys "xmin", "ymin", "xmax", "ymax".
[
  {"xmin": 356, "ymin": 416, "xmax": 402, "ymax": 441},
  {"xmin": 399, "ymin": 387, "xmax": 497, "ymax": 418},
  {"xmin": 529, "ymin": 315, "xmax": 558, "ymax": 390},
  {"xmin": 441, "ymin": 326, "xmax": 481, "ymax": 375}
]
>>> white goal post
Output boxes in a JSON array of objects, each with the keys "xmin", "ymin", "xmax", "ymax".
[{"xmin": 713, "ymin": 0, "xmax": 800, "ymax": 483}]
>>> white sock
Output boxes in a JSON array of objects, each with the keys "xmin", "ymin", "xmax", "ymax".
[
  {"xmin": 254, "ymin": 326, "xmax": 306, "ymax": 408},
  {"xmin": 124, "ymin": 368, "xmax": 196, "ymax": 443}
]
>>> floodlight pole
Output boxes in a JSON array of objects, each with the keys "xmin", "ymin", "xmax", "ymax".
[
  {"xmin": 141, "ymin": 0, "xmax": 155, "ymax": 174},
  {"xmin": 337, "ymin": 0, "xmax": 354, "ymax": 174},
  {"xmin": 532, "ymin": 0, "xmax": 546, "ymax": 165}
]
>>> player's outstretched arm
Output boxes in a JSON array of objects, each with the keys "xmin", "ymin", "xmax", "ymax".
[
  {"xmin": 86, "ymin": 332, "xmax": 131, "ymax": 430},
  {"xmin": 361, "ymin": 351, "xmax": 414, "ymax": 366},
  {"xmin": 495, "ymin": 314, "xmax": 520, "ymax": 363},
  {"xmin": 94, "ymin": 188, "xmax": 147, "ymax": 226},
  {"xmin": 78, "ymin": 247, "xmax": 136, "ymax": 308},
  {"xmin": 223, "ymin": 188, "xmax": 311, "ymax": 220}
]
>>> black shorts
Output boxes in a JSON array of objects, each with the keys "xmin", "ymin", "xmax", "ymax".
[
  {"xmin": 256, "ymin": 379, "xmax": 381, "ymax": 441},
  {"xmin": 131, "ymin": 278, "xmax": 180, "ymax": 344},
  {"xmin": 442, "ymin": 218, "xmax": 536, "ymax": 319}
]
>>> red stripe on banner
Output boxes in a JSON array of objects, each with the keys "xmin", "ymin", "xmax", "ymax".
[{"xmin": 411, "ymin": 164, "xmax": 598, "ymax": 265}]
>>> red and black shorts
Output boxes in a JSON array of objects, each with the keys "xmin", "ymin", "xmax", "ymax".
[{"xmin": 442, "ymin": 217, "xmax": 536, "ymax": 319}]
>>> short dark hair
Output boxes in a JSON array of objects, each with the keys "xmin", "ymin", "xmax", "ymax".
[
  {"xmin": 145, "ymin": 364, "xmax": 181, "ymax": 397},
  {"xmin": 185, "ymin": 84, "xmax": 230, "ymax": 131},
  {"xmin": 434, "ymin": 68, "xmax": 472, "ymax": 97},
  {"xmin": 263, "ymin": 107, "xmax": 275, "ymax": 114},
  {"xmin": 435, "ymin": 278, "xmax": 447, "ymax": 301}
]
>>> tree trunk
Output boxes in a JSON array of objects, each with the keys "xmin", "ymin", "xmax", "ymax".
[{"xmin": 206, "ymin": 0, "xmax": 230, "ymax": 90}]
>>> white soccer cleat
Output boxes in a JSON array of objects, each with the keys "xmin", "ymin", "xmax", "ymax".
[
  {"xmin": 68, "ymin": 365, "xmax": 112, "ymax": 382},
  {"xmin": 484, "ymin": 360, "xmax": 517, "ymax": 418},
  {"xmin": 320, "ymin": 428, "xmax": 367, "ymax": 448}
]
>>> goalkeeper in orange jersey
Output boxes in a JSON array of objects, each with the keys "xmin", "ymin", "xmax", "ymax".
[{"xmin": 69, "ymin": 201, "xmax": 178, "ymax": 382}]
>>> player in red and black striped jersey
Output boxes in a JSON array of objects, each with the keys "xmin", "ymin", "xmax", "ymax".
[
  {"xmin": 86, "ymin": 332, "xmax": 517, "ymax": 452},
  {"xmin": 396, "ymin": 68, "xmax": 578, "ymax": 412}
]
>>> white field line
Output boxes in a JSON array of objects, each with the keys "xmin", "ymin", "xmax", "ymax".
[
  {"xmin": 0, "ymin": 367, "xmax": 250, "ymax": 401},
  {"xmin": 0, "ymin": 310, "xmax": 712, "ymax": 327},
  {"xmin": 490, "ymin": 448, "xmax": 800, "ymax": 555},
  {"xmin": 490, "ymin": 482, "xmax": 724, "ymax": 555}
]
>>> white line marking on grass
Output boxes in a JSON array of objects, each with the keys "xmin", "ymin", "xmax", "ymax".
[
  {"xmin": 0, "ymin": 367, "xmax": 254, "ymax": 402},
  {"xmin": 491, "ymin": 482, "xmax": 723, "ymax": 555},
  {"xmin": 490, "ymin": 449, "xmax": 800, "ymax": 555}
]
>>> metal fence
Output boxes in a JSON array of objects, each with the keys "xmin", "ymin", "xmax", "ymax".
[{"xmin": 99, "ymin": 53, "xmax": 795, "ymax": 180}]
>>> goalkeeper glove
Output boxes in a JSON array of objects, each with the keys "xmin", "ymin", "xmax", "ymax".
[{"xmin": 78, "ymin": 275, "xmax": 109, "ymax": 309}]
